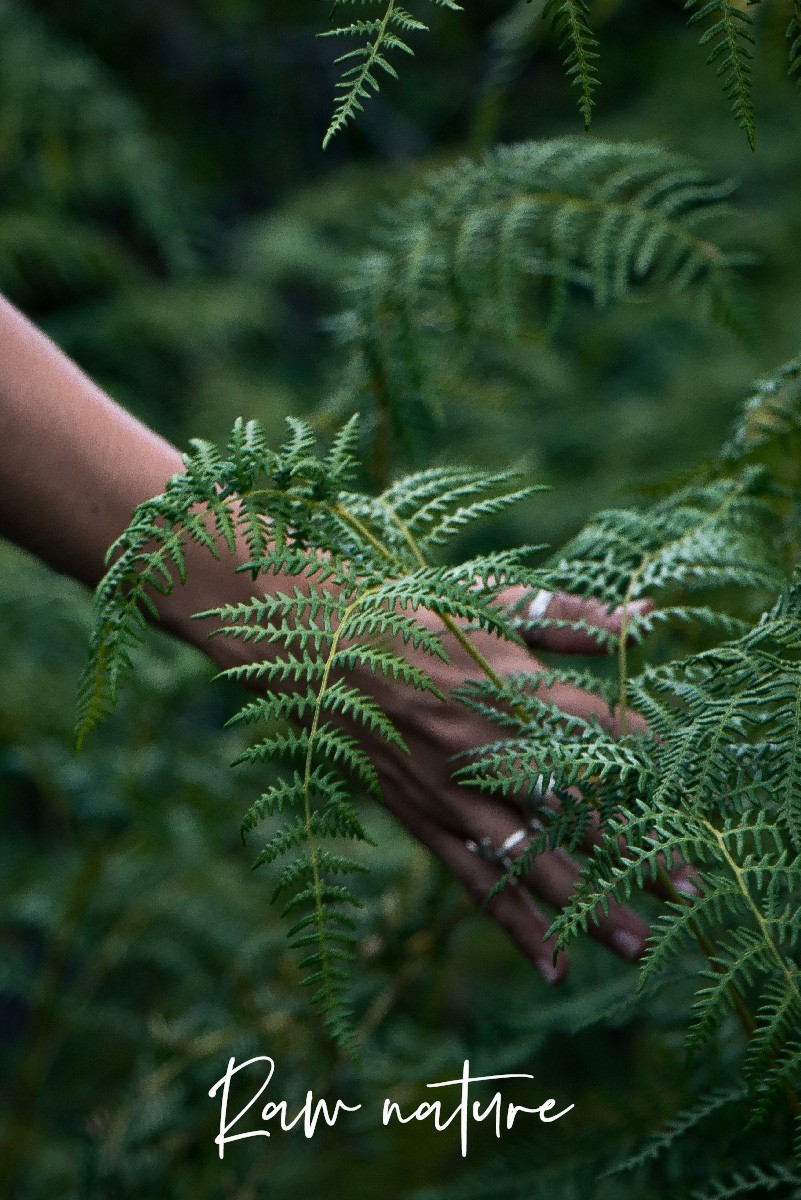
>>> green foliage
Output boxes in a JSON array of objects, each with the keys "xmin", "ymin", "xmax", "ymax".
[
  {"xmin": 722, "ymin": 353, "xmax": 801, "ymax": 465},
  {"xmin": 790, "ymin": 2, "xmax": 801, "ymax": 90},
  {"xmin": 78, "ymin": 413, "xmax": 542, "ymax": 1051},
  {"xmin": 685, "ymin": 0, "xmax": 760, "ymax": 151},
  {"xmin": 454, "ymin": 354, "xmax": 801, "ymax": 1188},
  {"xmin": 541, "ymin": 0, "xmax": 600, "ymax": 128},
  {"xmin": 317, "ymin": 0, "xmax": 800, "ymax": 147},
  {"xmin": 0, "ymin": 0, "xmax": 190, "ymax": 293},
  {"xmin": 691, "ymin": 1164, "xmax": 801, "ymax": 1199},
  {"xmin": 332, "ymin": 137, "xmax": 746, "ymax": 473},
  {"xmin": 4, "ymin": 3, "xmax": 801, "ymax": 1196},
  {"xmin": 72, "ymin": 105, "xmax": 801, "ymax": 1179},
  {"xmin": 78, "ymin": 352, "xmax": 801, "ymax": 1185},
  {"xmin": 321, "ymin": 0, "xmax": 462, "ymax": 147},
  {"xmin": 606, "ymin": 1084, "xmax": 749, "ymax": 1177}
]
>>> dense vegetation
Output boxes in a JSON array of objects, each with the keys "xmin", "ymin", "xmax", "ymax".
[{"xmin": 2, "ymin": 2, "xmax": 801, "ymax": 1198}]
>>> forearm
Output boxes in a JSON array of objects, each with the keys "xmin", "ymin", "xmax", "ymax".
[{"xmin": 0, "ymin": 295, "xmax": 254, "ymax": 656}]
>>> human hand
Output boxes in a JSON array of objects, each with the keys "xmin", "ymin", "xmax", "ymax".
[{"xmin": 343, "ymin": 587, "xmax": 695, "ymax": 984}]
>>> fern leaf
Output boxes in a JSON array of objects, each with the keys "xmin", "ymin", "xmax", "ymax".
[
  {"xmin": 606, "ymin": 1084, "xmax": 748, "ymax": 1176},
  {"xmin": 320, "ymin": 1, "xmax": 462, "ymax": 148},
  {"xmin": 722, "ymin": 353, "xmax": 801, "ymax": 463},
  {"xmin": 691, "ymin": 1164, "xmax": 801, "ymax": 1200},
  {"xmin": 542, "ymin": 0, "xmax": 600, "ymax": 128},
  {"xmin": 335, "ymin": 140, "xmax": 746, "ymax": 463},
  {"xmin": 685, "ymin": 0, "xmax": 760, "ymax": 150}
]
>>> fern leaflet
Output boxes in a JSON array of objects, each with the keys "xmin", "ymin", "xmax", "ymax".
[
  {"xmin": 685, "ymin": 0, "xmax": 760, "ymax": 149},
  {"xmin": 320, "ymin": 0, "xmax": 462, "ymax": 148},
  {"xmin": 541, "ymin": 0, "xmax": 600, "ymax": 128}
]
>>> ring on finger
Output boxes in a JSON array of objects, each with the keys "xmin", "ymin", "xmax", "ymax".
[
  {"xmin": 465, "ymin": 819, "xmax": 545, "ymax": 877},
  {"xmin": 524, "ymin": 773, "xmax": 556, "ymax": 825},
  {"xmin": 527, "ymin": 588, "xmax": 554, "ymax": 623}
]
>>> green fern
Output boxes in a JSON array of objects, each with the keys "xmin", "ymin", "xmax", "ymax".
[
  {"xmin": 541, "ymin": 0, "xmax": 600, "ymax": 128},
  {"xmin": 691, "ymin": 1164, "xmax": 801, "ymax": 1199},
  {"xmin": 320, "ymin": 0, "xmax": 462, "ymax": 148},
  {"xmin": 685, "ymin": 0, "xmax": 760, "ymax": 150},
  {"xmin": 318, "ymin": 0, "xmax": 799, "ymax": 148},
  {"xmin": 77, "ymin": 414, "xmax": 543, "ymax": 1051},
  {"xmin": 722, "ymin": 352, "xmax": 801, "ymax": 465},
  {"xmin": 454, "ymin": 397, "xmax": 801, "ymax": 1174},
  {"xmin": 606, "ymin": 1084, "xmax": 749, "ymax": 1176},
  {"xmin": 333, "ymin": 138, "xmax": 746, "ymax": 470}
]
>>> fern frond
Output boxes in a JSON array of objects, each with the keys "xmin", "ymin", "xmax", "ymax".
[
  {"xmin": 691, "ymin": 1163, "xmax": 801, "ymax": 1200},
  {"xmin": 606, "ymin": 1084, "xmax": 748, "ymax": 1176},
  {"xmin": 722, "ymin": 353, "xmax": 801, "ymax": 464},
  {"xmin": 542, "ymin": 0, "xmax": 600, "ymax": 128},
  {"xmin": 745, "ymin": 974, "xmax": 801, "ymax": 1117},
  {"xmin": 688, "ymin": 928, "xmax": 773, "ymax": 1050},
  {"xmin": 640, "ymin": 877, "xmax": 742, "ymax": 984},
  {"xmin": 320, "ymin": 1, "xmax": 462, "ymax": 148},
  {"xmin": 78, "ymin": 414, "xmax": 542, "ymax": 1052},
  {"xmin": 240, "ymin": 767, "xmax": 340, "ymax": 834},
  {"xmin": 335, "ymin": 139, "xmax": 746, "ymax": 464},
  {"xmin": 543, "ymin": 472, "xmax": 781, "ymax": 609},
  {"xmin": 685, "ymin": 0, "xmax": 760, "ymax": 150}
]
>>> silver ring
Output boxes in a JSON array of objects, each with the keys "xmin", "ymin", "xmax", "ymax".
[
  {"xmin": 465, "ymin": 836, "xmax": 495, "ymax": 862},
  {"xmin": 465, "ymin": 818, "xmax": 545, "ymax": 876},
  {"xmin": 526, "ymin": 772, "xmax": 556, "ymax": 816},
  {"xmin": 527, "ymin": 588, "xmax": 554, "ymax": 623}
]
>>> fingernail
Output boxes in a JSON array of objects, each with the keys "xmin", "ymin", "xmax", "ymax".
[
  {"xmin": 536, "ymin": 958, "xmax": 560, "ymax": 984},
  {"xmin": 610, "ymin": 930, "xmax": 644, "ymax": 962},
  {"xmin": 674, "ymin": 877, "xmax": 700, "ymax": 898}
]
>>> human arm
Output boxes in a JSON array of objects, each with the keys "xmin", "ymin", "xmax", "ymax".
[{"xmin": 0, "ymin": 294, "xmax": 674, "ymax": 981}]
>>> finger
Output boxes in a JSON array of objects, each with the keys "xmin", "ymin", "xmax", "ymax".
[
  {"xmin": 431, "ymin": 793, "xmax": 650, "ymax": 967},
  {"xmin": 526, "ymin": 784, "xmax": 701, "ymax": 901},
  {"xmin": 495, "ymin": 818, "xmax": 650, "ymax": 965},
  {"xmin": 533, "ymin": 675, "xmax": 649, "ymax": 737},
  {"xmin": 387, "ymin": 798, "xmax": 570, "ymax": 984},
  {"xmin": 500, "ymin": 586, "xmax": 654, "ymax": 656}
]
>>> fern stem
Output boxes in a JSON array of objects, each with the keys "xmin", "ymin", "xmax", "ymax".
[
  {"xmin": 617, "ymin": 591, "xmax": 633, "ymax": 737},
  {"xmin": 334, "ymin": 502, "xmax": 394, "ymax": 561},
  {"xmin": 701, "ymin": 821, "xmax": 801, "ymax": 1119},
  {"xmin": 299, "ymin": 580, "xmax": 382, "ymax": 1056},
  {"xmin": 656, "ymin": 861, "xmax": 756, "ymax": 1041},
  {"xmin": 654, "ymin": 860, "xmax": 801, "ymax": 1123},
  {"xmin": 380, "ymin": 500, "xmax": 515, "ymax": 693},
  {"xmin": 323, "ymin": 0, "xmax": 398, "ymax": 150}
]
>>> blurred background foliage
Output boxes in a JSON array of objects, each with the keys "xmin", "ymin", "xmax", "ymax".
[{"xmin": 1, "ymin": 1, "xmax": 801, "ymax": 1196}]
